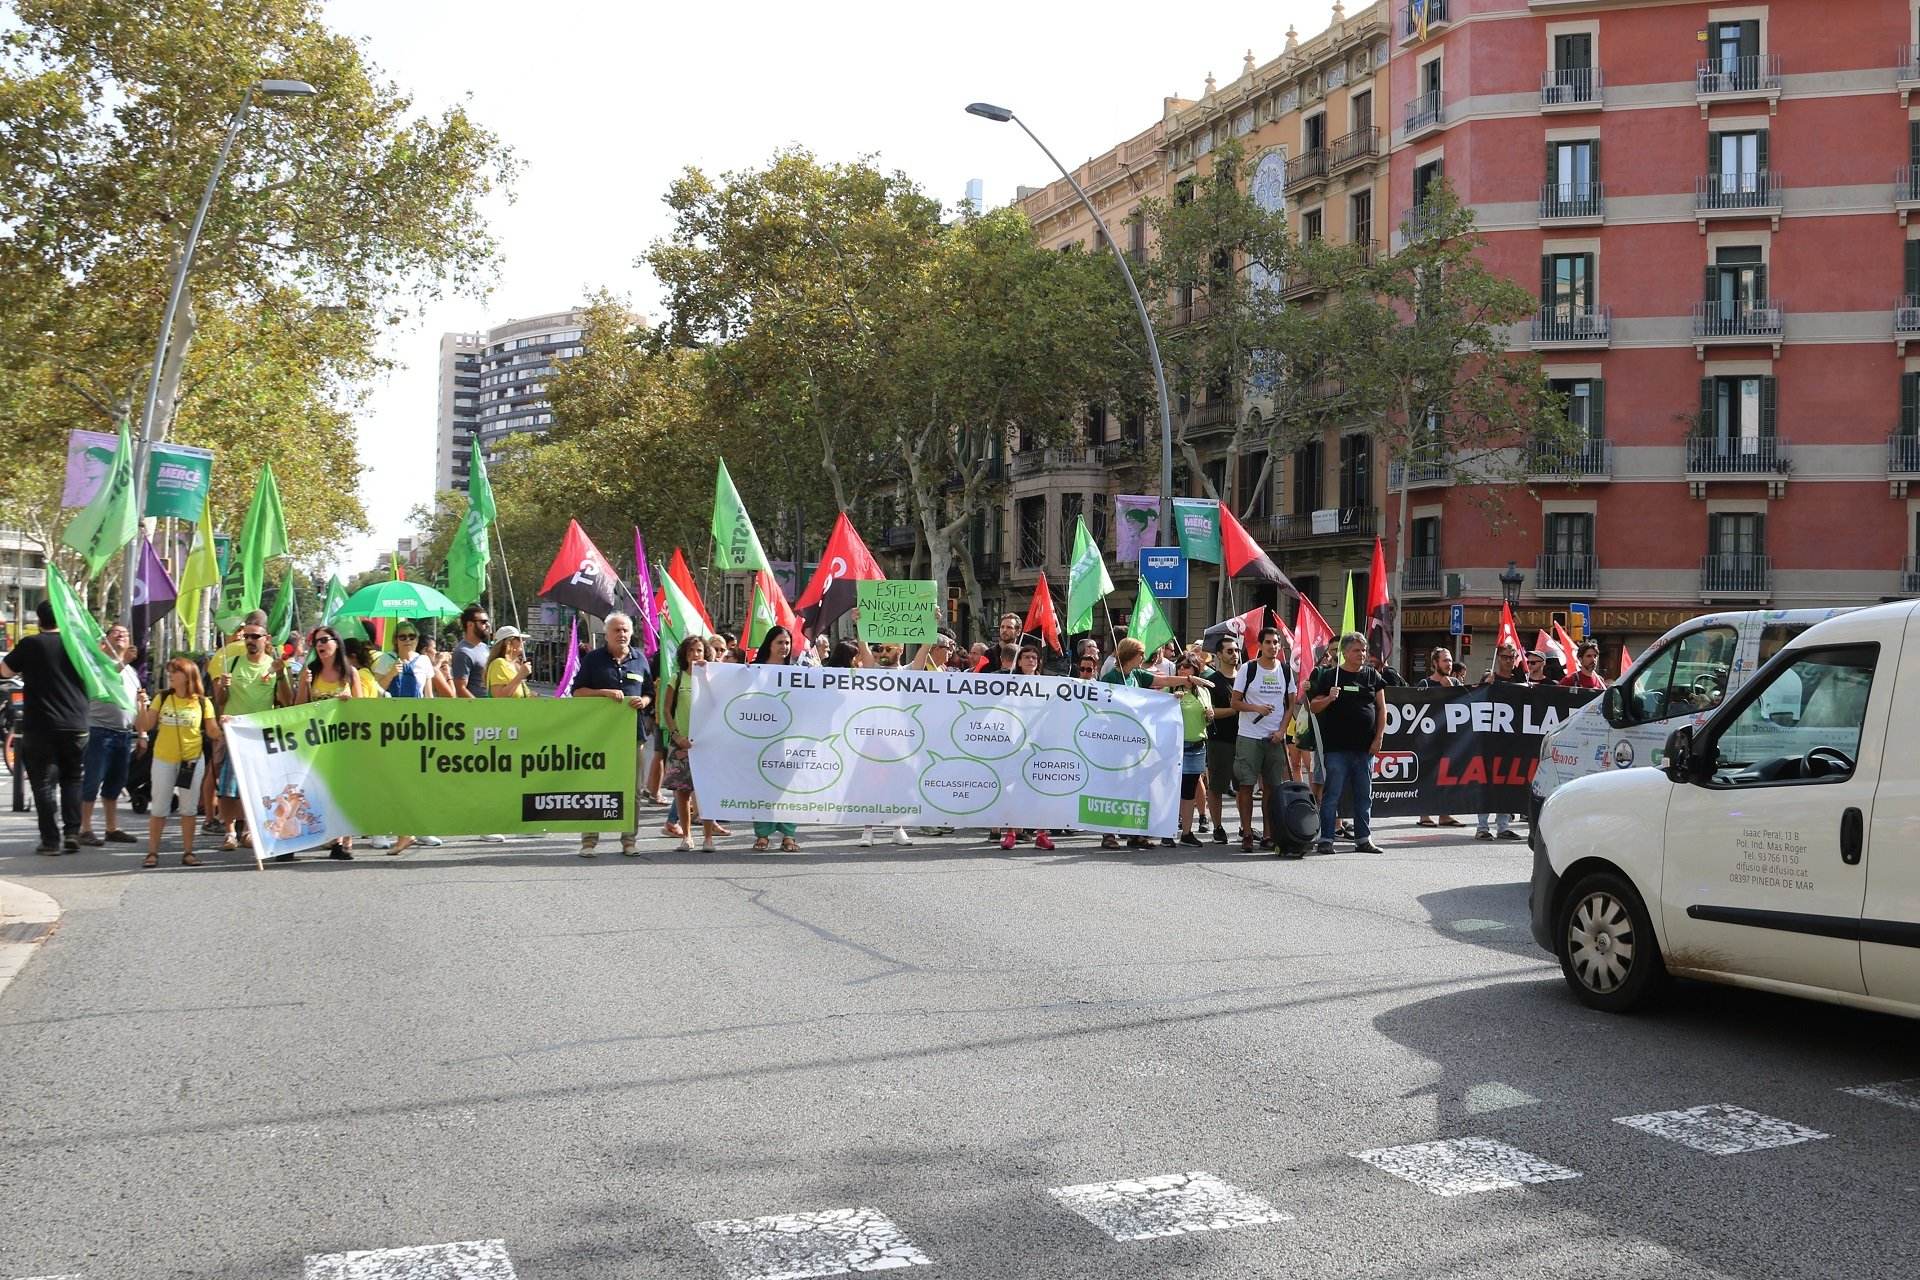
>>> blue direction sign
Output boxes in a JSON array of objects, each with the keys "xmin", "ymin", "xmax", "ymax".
[
  {"xmin": 1139, "ymin": 546, "xmax": 1189, "ymax": 600},
  {"xmin": 1449, "ymin": 603, "xmax": 1465, "ymax": 636}
]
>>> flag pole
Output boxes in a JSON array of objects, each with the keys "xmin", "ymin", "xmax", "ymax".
[{"xmin": 490, "ymin": 520, "xmax": 519, "ymax": 628}]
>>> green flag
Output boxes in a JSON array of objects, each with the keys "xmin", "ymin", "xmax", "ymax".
[
  {"xmin": 267, "ymin": 572, "xmax": 297, "ymax": 644},
  {"xmin": 1127, "ymin": 579, "xmax": 1175, "ymax": 657},
  {"xmin": 44, "ymin": 562, "xmax": 134, "ymax": 713},
  {"xmin": 1066, "ymin": 515, "xmax": 1114, "ymax": 634},
  {"xmin": 1340, "ymin": 571, "xmax": 1357, "ymax": 637},
  {"xmin": 239, "ymin": 463, "xmax": 288, "ymax": 612},
  {"xmin": 60, "ymin": 418, "xmax": 139, "ymax": 577},
  {"xmin": 711, "ymin": 459, "xmax": 771, "ymax": 574},
  {"xmin": 467, "ymin": 438, "xmax": 497, "ymax": 526},
  {"xmin": 444, "ymin": 507, "xmax": 490, "ymax": 607},
  {"xmin": 215, "ymin": 542, "xmax": 249, "ymax": 633},
  {"xmin": 656, "ymin": 562, "xmax": 708, "ymax": 683},
  {"xmin": 1172, "ymin": 498, "xmax": 1222, "ymax": 565},
  {"xmin": 320, "ymin": 574, "xmax": 348, "ymax": 625}
]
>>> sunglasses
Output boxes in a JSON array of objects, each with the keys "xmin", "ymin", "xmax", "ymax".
[
  {"xmin": 397, "ymin": 633, "xmax": 418, "ymax": 640},
  {"xmin": 241, "ymin": 632, "xmax": 267, "ymax": 640},
  {"xmin": 315, "ymin": 637, "xmax": 338, "ymax": 646}
]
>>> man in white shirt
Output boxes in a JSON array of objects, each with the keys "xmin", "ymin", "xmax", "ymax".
[{"xmin": 1229, "ymin": 626, "xmax": 1298, "ymax": 854}]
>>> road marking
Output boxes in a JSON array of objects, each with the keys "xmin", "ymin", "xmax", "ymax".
[
  {"xmin": 1613, "ymin": 1103, "xmax": 1828, "ymax": 1155},
  {"xmin": 1449, "ymin": 918, "xmax": 1508, "ymax": 933},
  {"xmin": 1047, "ymin": 1171, "xmax": 1291, "ymax": 1241},
  {"xmin": 1350, "ymin": 1137, "xmax": 1582, "ymax": 1196},
  {"xmin": 1842, "ymin": 1078, "xmax": 1920, "ymax": 1112},
  {"xmin": 692, "ymin": 1207, "xmax": 931, "ymax": 1279},
  {"xmin": 1462, "ymin": 1081, "xmax": 1541, "ymax": 1114},
  {"xmin": 303, "ymin": 1239, "xmax": 517, "ymax": 1280}
]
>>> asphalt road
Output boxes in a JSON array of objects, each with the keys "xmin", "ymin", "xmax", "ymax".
[{"xmin": 1, "ymin": 803, "xmax": 1916, "ymax": 1280}]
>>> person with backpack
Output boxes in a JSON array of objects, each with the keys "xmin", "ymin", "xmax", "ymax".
[
  {"xmin": 1229, "ymin": 626, "xmax": 1299, "ymax": 853},
  {"xmin": 134, "ymin": 658, "xmax": 222, "ymax": 868},
  {"xmin": 375, "ymin": 623, "xmax": 446, "ymax": 855}
]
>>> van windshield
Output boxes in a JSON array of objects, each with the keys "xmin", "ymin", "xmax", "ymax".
[{"xmin": 1622, "ymin": 626, "xmax": 1737, "ymax": 724}]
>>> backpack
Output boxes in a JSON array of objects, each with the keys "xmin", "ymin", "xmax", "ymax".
[{"xmin": 390, "ymin": 656, "xmax": 421, "ymax": 698}]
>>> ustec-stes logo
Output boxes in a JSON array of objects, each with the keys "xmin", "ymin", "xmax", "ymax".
[{"xmin": 1370, "ymin": 751, "xmax": 1418, "ymax": 782}]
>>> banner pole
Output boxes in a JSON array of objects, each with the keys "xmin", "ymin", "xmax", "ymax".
[
  {"xmin": 1101, "ymin": 597, "xmax": 1120, "ymax": 653},
  {"xmin": 490, "ymin": 520, "xmax": 519, "ymax": 628}
]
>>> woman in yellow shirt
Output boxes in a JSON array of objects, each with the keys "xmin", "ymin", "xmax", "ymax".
[
  {"xmin": 133, "ymin": 658, "xmax": 221, "ymax": 867},
  {"xmin": 294, "ymin": 626, "xmax": 368, "ymax": 859},
  {"xmin": 486, "ymin": 626, "xmax": 532, "ymax": 698}
]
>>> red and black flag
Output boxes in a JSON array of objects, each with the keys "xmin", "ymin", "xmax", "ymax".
[
  {"xmin": 794, "ymin": 512, "xmax": 885, "ymax": 640},
  {"xmin": 1220, "ymin": 505, "xmax": 1295, "ymax": 592},
  {"xmin": 539, "ymin": 520, "xmax": 622, "ymax": 619},
  {"xmin": 1366, "ymin": 535, "xmax": 1395, "ymax": 664},
  {"xmin": 1024, "ymin": 570, "xmax": 1062, "ymax": 653}
]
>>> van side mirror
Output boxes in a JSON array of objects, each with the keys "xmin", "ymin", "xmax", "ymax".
[
  {"xmin": 1602, "ymin": 685, "xmax": 1626, "ymax": 727},
  {"xmin": 1664, "ymin": 726, "xmax": 1711, "ymax": 783}
]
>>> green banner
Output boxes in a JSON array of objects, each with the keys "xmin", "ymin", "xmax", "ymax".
[
  {"xmin": 855, "ymin": 579, "xmax": 938, "ymax": 644},
  {"xmin": 144, "ymin": 443, "xmax": 214, "ymax": 519},
  {"xmin": 214, "ymin": 533, "xmax": 233, "ymax": 576},
  {"xmin": 1173, "ymin": 498, "xmax": 1222, "ymax": 564},
  {"xmin": 225, "ymin": 699, "xmax": 639, "ymax": 856}
]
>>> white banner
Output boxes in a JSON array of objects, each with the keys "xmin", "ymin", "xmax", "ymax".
[{"xmin": 687, "ymin": 663, "xmax": 1182, "ymax": 836}]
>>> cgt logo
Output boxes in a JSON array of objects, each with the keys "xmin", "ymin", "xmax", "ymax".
[{"xmin": 1370, "ymin": 751, "xmax": 1419, "ymax": 782}]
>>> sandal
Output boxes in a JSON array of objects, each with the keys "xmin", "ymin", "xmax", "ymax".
[
  {"xmin": 1416, "ymin": 817, "xmax": 1436, "ymax": 828},
  {"xmin": 142, "ymin": 853, "xmax": 159, "ymax": 868},
  {"xmin": 221, "ymin": 834, "xmax": 240, "ymax": 851},
  {"xmin": 752, "ymin": 837, "xmax": 770, "ymax": 851},
  {"xmin": 780, "ymin": 838, "xmax": 800, "ymax": 852},
  {"xmin": 180, "ymin": 852, "xmax": 201, "ymax": 867}
]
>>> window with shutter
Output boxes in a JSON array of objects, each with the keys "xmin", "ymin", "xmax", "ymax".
[{"xmin": 1906, "ymin": 240, "xmax": 1920, "ymax": 300}]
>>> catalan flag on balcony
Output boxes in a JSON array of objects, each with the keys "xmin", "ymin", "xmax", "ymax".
[{"xmin": 1411, "ymin": 0, "xmax": 1430, "ymax": 42}]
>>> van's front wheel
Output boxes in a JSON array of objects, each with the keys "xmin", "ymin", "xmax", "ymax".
[{"xmin": 1557, "ymin": 871, "xmax": 1665, "ymax": 1012}]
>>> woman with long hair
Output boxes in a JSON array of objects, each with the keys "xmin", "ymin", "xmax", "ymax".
[
  {"xmin": 1000, "ymin": 645, "xmax": 1055, "ymax": 852},
  {"xmin": 659, "ymin": 633, "xmax": 723, "ymax": 852},
  {"xmin": 486, "ymin": 627, "xmax": 533, "ymax": 698},
  {"xmin": 750, "ymin": 626, "xmax": 801, "ymax": 852},
  {"xmin": 133, "ymin": 658, "xmax": 221, "ymax": 868},
  {"xmin": 294, "ymin": 626, "xmax": 364, "ymax": 859}
]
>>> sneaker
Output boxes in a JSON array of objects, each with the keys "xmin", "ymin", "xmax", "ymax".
[
  {"xmin": 270, "ymin": 851, "xmax": 298, "ymax": 863},
  {"xmin": 1354, "ymin": 840, "xmax": 1383, "ymax": 854},
  {"xmin": 1179, "ymin": 831, "xmax": 1202, "ymax": 846},
  {"xmin": 620, "ymin": 838, "xmax": 639, "ymax": 857},
  {"xmin": 1101, "ymin": 835, "xmax": 1121, "ymax": 850},
  {"xmin": 859, "ymin": 828, "xmax": 875, "ymax": 847},
  {"xmin": 62, "ymin": 836, "xmax": 79, "ymax": 853},
  {"xmin": 1498, "ymin": 829, "xmax": 1523, "ymax": 841},
  {"xmin": 1212, "ymin": 827, "xmax": 1228, "ymax": 845},
  {"xmin": 34, "ymin": 842, "xmax": 59, "ymax": 856},
  {"xmin": 1033, "ymin": 831, "xmax": 1055, "ymax": 851},
  {"xmin": 417, "ymin": 836, "xmax": 444, "ymax": 847},
  {"xmin": 368, "ymin": 836, "xmax": 393, "ymax": 850},
  {"xmin": 1240, "ymin": 832, "xmax": 1255, "ymax": 853},
  {"xmin": 892, "ymin": 827, "xmax": 914, "ymax": 846},
  {"xmin": 1196, "ymin": 815, "xmax": 1210, "ymax": 833},
  {"xmin": 579, "ymin": 834, "xmax": 599, "ymax": 859},
  {"xmin": 1000, "ymin": 830, "xmax": 1019, "ymax": 850},
  {"xmin": 1160, "ymin": 836, "xmax": 1176, "ymax": 847},
  {"xmin": 675, "ymin": 836, "xmax": 693, "ymax": 852},
  {"xmin": 1315, "ymin": 840, "xmax": 1336, "ymax": 855},
  {"xmin": 1474, "ymin": 830, "xmax": 1493, "ymax": 840},
  {"xmin": 104, "ymin": 829, "xmax": 137, "ymax": 843},
  {"xmin": 328, "ymin": 842, "xmax": 353, "ymax": 860},
  {"xmin": 78, "ymin": 831, "xmax": 104, "ymax": 847}
]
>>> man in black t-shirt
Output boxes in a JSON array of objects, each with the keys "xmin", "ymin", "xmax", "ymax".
[
  {"xmin": 2, "ymin": 600, "xmax": 92, "ymax": 853},
  {"xmin": 1307, "ymin": 630, "xmax": 1387, "ymax": 855},
  {"xmin": 1476, "ymin": 640, "xmax": 1530, "ymax": 840},
  {"xmin": 1199, "ymin": 639, "xmax": 1241, "ymax": 845}
]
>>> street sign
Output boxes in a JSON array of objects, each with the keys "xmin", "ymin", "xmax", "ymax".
[
  {"xmin": 1569, "ymin": 602, "xmax": 1591, "ymax": 643},
  {"xmin": 1139, "ymin": 546, "xmax": 1188, "ymax": 600},
  {"xmin": 1449, "ymin": 603, "xmax": 1465, "ymax": 636}
]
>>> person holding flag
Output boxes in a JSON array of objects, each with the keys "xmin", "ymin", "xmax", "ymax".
[
  {"xmin": 76, "ymin": 621, "xmax": 146, "ymax": 848},
  {"xmin": 4, "ymin": 598, "xmax": 98, "ymax": 854}
]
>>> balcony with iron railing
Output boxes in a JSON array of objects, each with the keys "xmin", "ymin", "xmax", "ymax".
[
  {"xmin": 1695, "ymin": 171, "xmax": 1784, "ymax": 222},
  {"xmin": 1700, "ymin": 553, "xmax": 1773, "ymax": 597},
  {"xmin": 1905, "ymin": 554, "xmax": 1920, "ymax": 595},
  {"xmin": 1691, "ymin": 298, "xmax": 1784, "ymax": 344},
  {"xmin": 1404, "ymin": 555, "xmax": 1443, "ymax": 596},
  {"xmin": 1695, "ymin": 53, "xmax": 1783, "ymax": 103},
  {"xmin": 1528, "ymin": 439, "xmax": 1614, "ymax": 479},
  {"xmin": 1329, "ymin": 126, "xmax": 1382, "ymax": 173},
  {"xmin": 1097, "ymin": 438, "xmax": 1144, "ymax": 465},
  {"xmin": 1180, "ymin": 398, "xmax": 1236, "ymax": 439},
  {"xmin": 1266, "ymin": 507, "xmax": 1381, "ymax": 544},
  {"xmin": 1009, "ymin": 445, "xmax": 1096, "ymax": 477},
  {"xmin": 1404, "ymin": 90, "xmax": 1445, "ymax": 138},
  {"xmin": 1388, "ymin": 459, "xmax": 1450, "ymax": 490},
  {"xmin": 1285, "ymin": 149, "xmax": 1328, "ymax": 194},
  {"xmin": 1535, "ymin": 552, "xmax": 1598, "ymax": 594},
  {"xmin": 1540, "ymin": 180, "xmax": 1605, "ymax": 222},
  {"xmin": 1531, "ymin": 304, "xmax": 1612, "ymax": 348},
  {"xmin": 1902, "ymin": 44, "xmax": 1920, "ymax": 90},
  {"xmin": 881, "ymin": 525, "xmax": 916, "ymax": 551},
  {"xmin": 1404, "ymin": 201, "xmax": 1445, "ymax": 241},
  {"xmin": 1896, "ymin": 296, "xmax": 1920, "ymax": 342},
  {"xmin": 1541, "ymin": 66, "xmax": 1602, "ymax": 110},
  {"xmin": 1890, "ymin": 432, "xmax": 1920, "ymax": 475},
  {"xmin": 1401, "ymin": 0, "xmax": 1448, "ymax": 40},
  {"xmin": 1686, "ymin": 435, "xmax": 1790, "ymax": 477}
]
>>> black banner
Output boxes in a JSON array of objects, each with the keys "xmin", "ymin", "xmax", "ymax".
[{"xmin": 1368, "ymin": 685, "xmax": 1596, "ymax": 817}]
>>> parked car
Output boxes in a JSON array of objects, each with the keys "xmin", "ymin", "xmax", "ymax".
[{"xmin": 1530, "ymin": 598, "xmax": 1918, "ymax": 1017}]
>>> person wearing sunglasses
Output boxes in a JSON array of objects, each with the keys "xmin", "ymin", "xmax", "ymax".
[
  {"xmin": 211, "ymin": 620, "xmax": 288, "ymax": 851},
  {"xmin": 369, "ymin": 623, "xmax": 445, "ymax": 854},
  {"xmin": 293, "ymin": 627, "xmax": 366, "ymax": 860},
  {"xmin": 133, "ymin": 658, "xmax": 221, "ymax": 868},
  {"xmin": 451, "ymin": 604, "xmax": 493, "ymax": 698}
]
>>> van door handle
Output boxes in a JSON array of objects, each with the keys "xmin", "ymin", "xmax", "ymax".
[{"xmin": 1840, "ymin": 808, "xmax": 1863, "ymax": 865}]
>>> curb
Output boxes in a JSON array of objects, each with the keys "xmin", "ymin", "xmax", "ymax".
[{"xmin": 0, "ymin": 877, "xmax": 63, "ymax": 999}]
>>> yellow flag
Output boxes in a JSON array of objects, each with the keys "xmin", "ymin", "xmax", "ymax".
[{"xmin": 177, "ymin": 500, "xmax": 220, "ymax": 634}]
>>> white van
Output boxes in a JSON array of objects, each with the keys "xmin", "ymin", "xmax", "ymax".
[
  {"xmin": 1529, "ymin": 598, "xmax": 1920, "ymax": 1017},
  {"xmin": 1531, "ymin": 608, "xmax": 1849, "ymax": 809}
]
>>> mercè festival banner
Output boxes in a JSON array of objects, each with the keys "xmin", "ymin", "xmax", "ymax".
[
  {"xmin": 227, "ymin": 700, "xmax": 638, "ymax": 857},
  {"xmin": 1368, "ymin": 683, "xmax": 1596, "ymax": 817},
  {"xmin": 688, "ymin": 662, "xmax": 1183, "ymax": 837}
]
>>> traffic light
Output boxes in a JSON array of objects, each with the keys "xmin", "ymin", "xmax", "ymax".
[
  {"xmin": 1460, "ymin": 631, "xmax": 1473, "ymax": 655},
  {"xmin": 1550, "ymin": 610, "xmax": 1569, "ymax": 635}
]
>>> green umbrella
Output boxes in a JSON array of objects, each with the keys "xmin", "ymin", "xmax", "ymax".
[{"xmin": 333, "ymin": 578, "xmax": 464, "ymax": 622}]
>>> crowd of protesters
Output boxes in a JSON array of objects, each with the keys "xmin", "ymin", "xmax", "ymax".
[{"xmin": 2, "ymin": 595, "xmax": 1601, "ymax": 866}]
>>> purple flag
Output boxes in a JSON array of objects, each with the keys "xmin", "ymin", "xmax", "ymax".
[
  {"xmin": 62, "ymin": 428, "xmax": 120, "ymax": 507},
  {"xmin": 130, "ymin": 536, "xmax": 178, "ymax": 643},
  {"xmin": 554, "ymin": 617, "xmax": 581, "ymax": 697},
  {"xmin": 1114, "ymin": 494, "xmax": 1160, "ymax": 564},
  {"xmin": 633, "ymin": 528, "xmax": 661, "ymax": 657}
]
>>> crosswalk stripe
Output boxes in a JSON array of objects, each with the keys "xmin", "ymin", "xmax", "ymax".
[
  {"xmin": 1841, "ymin": 1078, "xmax": 1920, "ymax": 1112},
  {"xmin": 1350, "ymin": 1137, "xmax": 1583, "ymax": 1196},
  {"xmin": 1613, "ymin": 1104, "xmax": 1827, "ymax": 1155},
  {"xmin": 1047, "ymin": 1171, "xmax": 1291, "ymax": 1241},
  {"xmin": 691, "ymin": 1207, "xmax": 932, "ymax": 1279},
  {"xmin": 303, "ymin": 1239, "xmax": 517, "ymax": 1280}
]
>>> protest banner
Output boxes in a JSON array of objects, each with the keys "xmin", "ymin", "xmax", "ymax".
[
  {"xmin": 688, "ymin": 662, "xmax": 1181, "ymax": 836},
  {"xmin": 855, "ymin": 579, "xmax": 938, "ymax": 645},
  {"xmin": 226, "ymin": 699, "xmax": 638, "ymax": 858},
  {"xmin": 143, "ymin": 442, "xmax": 215, "ymax": 519},
  {"xmin": 1172, "ymin": 498, "xmax": 1222, "ymax": 564},
  {"xmin": 1368, "ymin": 684, "xmax": 1596, "ymax": 816},
  {"xmin": 61, "ymin": 428, "xmax": 119, "ymax": 507}
]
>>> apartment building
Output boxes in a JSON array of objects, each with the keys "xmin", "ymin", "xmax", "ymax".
[
  {"xmin": 1386, "ymin": 0, "xmax": 1920, "ymax": 669},
  {"xmin": 433, "ymin": 309, "xmax": 588, "ymax": 497}
]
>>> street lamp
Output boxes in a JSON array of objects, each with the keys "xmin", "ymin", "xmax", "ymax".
[
  {"xmin": 124, "ymin": 77, "xmax": 317, "ymax": 627},
  {"xmin": 965, "ymin": 102, "xmax": 1176, "ymax": 543},
  {"xmin": 1500, "ymin": 559, "xmax": 1525, "ymax": 608}
]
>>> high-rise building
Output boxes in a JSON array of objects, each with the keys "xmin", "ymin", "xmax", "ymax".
[
  {"xmin": 964, "ymin": 177, "xmax": 985, "ymax": 214},
  {"xmin": 433, "ymin": 309, "xmax": 588, "ymax": 495}
]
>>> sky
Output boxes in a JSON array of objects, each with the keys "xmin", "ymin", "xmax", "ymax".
[{"xmin": 322, "ymin": 0, "xmax": 1338, "ymax": 577}]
